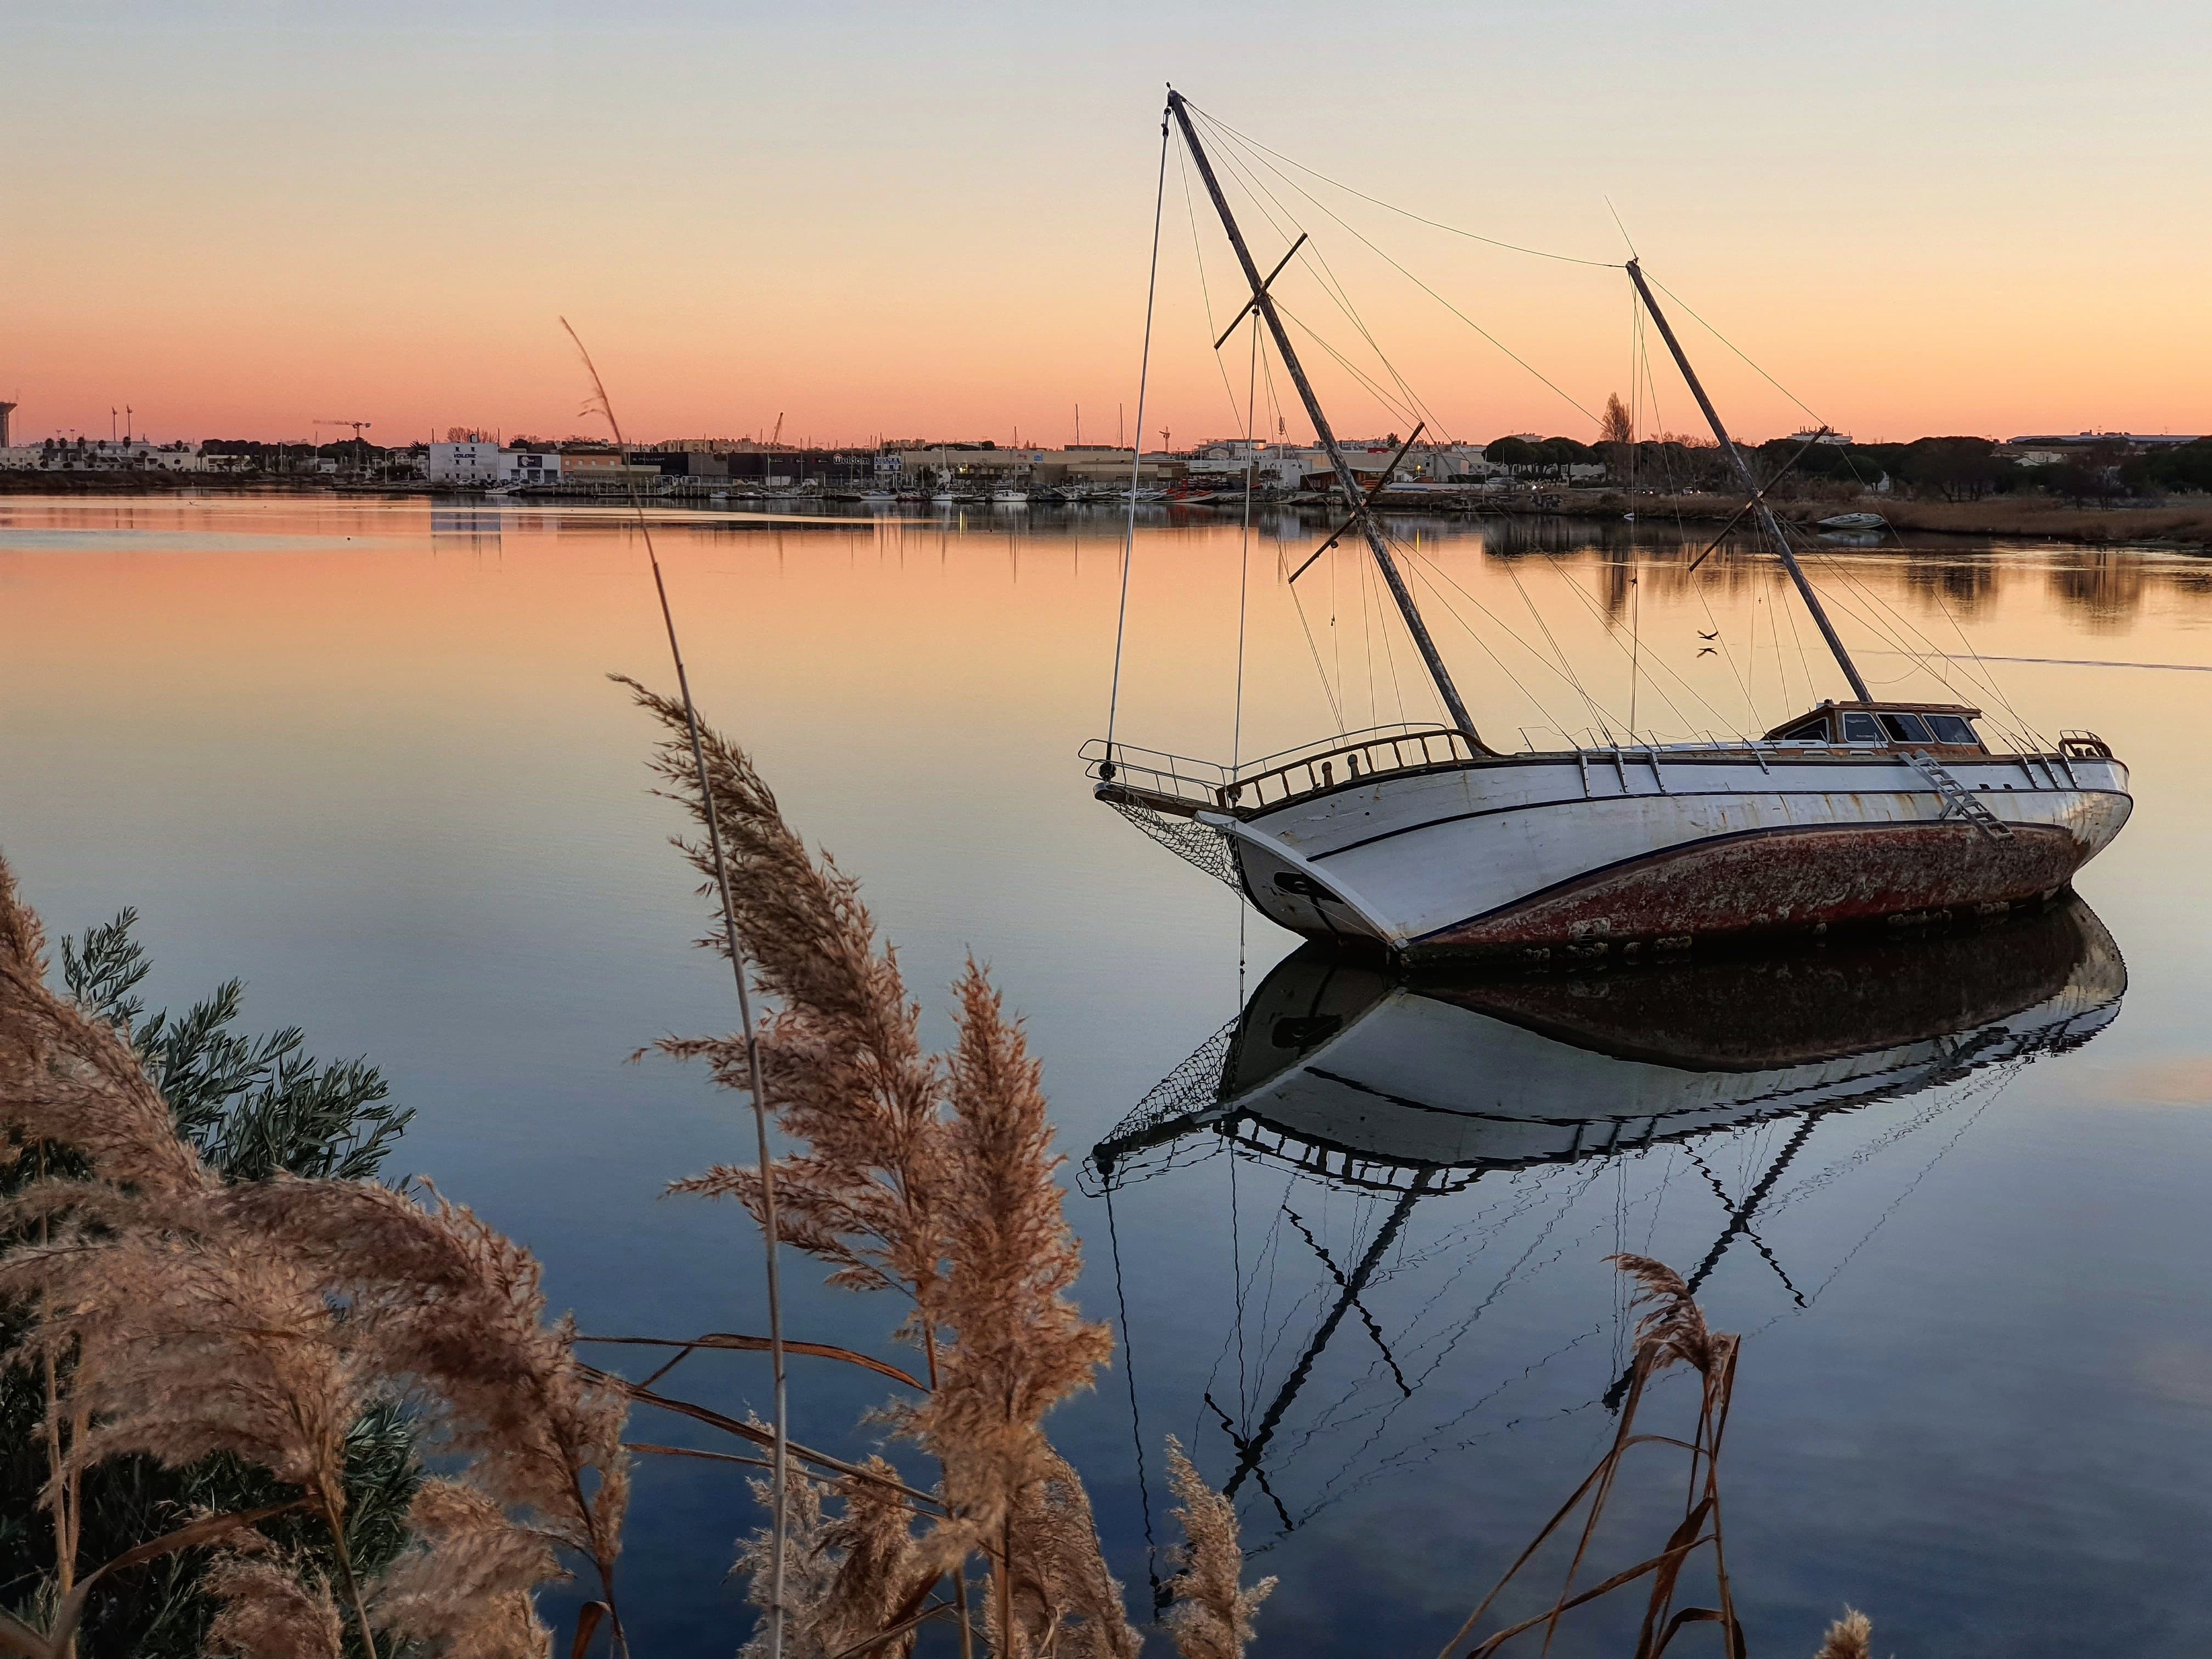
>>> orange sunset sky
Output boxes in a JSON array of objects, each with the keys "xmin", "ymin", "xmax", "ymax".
[{"xmin": 8, "ymin": 1, "xmax": 2209, "ymax": 452}]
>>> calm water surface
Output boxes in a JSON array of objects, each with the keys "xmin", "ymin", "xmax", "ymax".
[{"xmin": 3, "ymin": 495, "xmax": 2209, "ymax": 1655}]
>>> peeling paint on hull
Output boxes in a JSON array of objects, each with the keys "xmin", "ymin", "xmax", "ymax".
[
  {"xmin": 1415, "ymin": 820, "xmax": 2084, "ymax": 953},
  {"xmin": 1212, "ymin": 748, "xmax": 2132, "ymax": 957}
]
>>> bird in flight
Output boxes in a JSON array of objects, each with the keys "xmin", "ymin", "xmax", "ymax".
[{"xmin": 1697, "ymin": 629, "xmax": 1719, "ymax": 641}]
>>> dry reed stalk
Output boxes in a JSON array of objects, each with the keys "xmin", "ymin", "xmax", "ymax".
[
  {"xmin": 1160, "ymin": 1437, "xmax": 1273, "ymax": 1659},
  {"xmin": 569, "ymin": 318, "xmax": 793, "ymax": 1659},
  {"xmin": 737, "ymin": 1457, "xmax": 926, "ymax": 1659},
  {"xmin": 1811, "ymin": 1608, "xmax": 1871, "ymax": 1659},
  {"xmin": 1434, "ymin": 1254, "xmax": 1742, "ymax": 1659},
  {"xmin": 623, "ymin": 697, "xmax": 1130, "ymax": 1657}
]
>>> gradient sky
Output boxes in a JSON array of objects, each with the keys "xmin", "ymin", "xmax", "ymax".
[{"xmin": 8, "ymin": 1, "xmax": 2208, "ymax": 449}]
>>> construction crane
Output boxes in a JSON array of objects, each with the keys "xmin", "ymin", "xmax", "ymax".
[
  {"xmin": 770, "ymin": 411, "xmax": 784, "ymax": 448},
  {"xmin": 313, "ymin": 419, "xmax": 375, "ymax": 477}
]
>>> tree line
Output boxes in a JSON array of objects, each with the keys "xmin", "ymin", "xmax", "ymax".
[{"xmin": 1475, "ymin": 426, "xmax": 2212, "ymax": 505}]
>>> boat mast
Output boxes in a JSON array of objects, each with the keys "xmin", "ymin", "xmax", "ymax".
[
  {"xmin": 1624, "ymin": 259, "xmax": 1874, "ymax": 703},
  {"xmin": 1166, "ymin": 91, "xmax": 1485, "ymax": 749}
]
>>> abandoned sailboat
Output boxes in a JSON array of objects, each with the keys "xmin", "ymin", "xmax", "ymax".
[{"xmin": 1088, "ymin": 92, "xmax": 2130, "ymax": 959}]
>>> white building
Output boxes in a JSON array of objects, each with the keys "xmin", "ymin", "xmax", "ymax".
[{"xmin": 427, "ymin": 441, "xmax": 505, "ymax": 484}]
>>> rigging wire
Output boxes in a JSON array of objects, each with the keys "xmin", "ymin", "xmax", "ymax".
[
  {"xmin": 1630, "ymin": 309, "xmax": 1761, "ymax": 729},
  {"xmin": 1233, "ymin": 316, "xmax": 1260, "ymax": 769},
  {"xmin": 1103, "ymin": 1178, "xmax": 1163, "ymax": 1610},
  {"xmin": 1176, "ymin": 143, "xmax": 1262, "ymax": 428},
  {"xmin": 1183, "ymin": 99, "xmax": 1622, "ymax": 268},
  {"xmin": 1388, "ymin": 549, "xmax": 1575, "ymax": 737},
  {"xmin": 1103, "ymin": 111, "xmax": 1171, "ymax": 764},
  {"xmin": 1198, "ymin": 128, "xmax": 1458, "ymax": 445},
  {"xmin": 1271, "ymin": 296, "xmax": 1427, "ymax": 433},
  {"xmin": 1644, "ymin": 269, "xmax": 1828, "ymax": 430},
  {"xmin": 1500, "ymin": 550, "xmax": 1617, "ymax": 742},
  {"xmin": 1193, "ymin": 105, "xmax": 1604, "ymax": 429}
]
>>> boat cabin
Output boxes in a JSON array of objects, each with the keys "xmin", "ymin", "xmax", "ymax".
[{"xmin": 1760, "ymin": 701, "xmax": 1987, "ymax": 752}]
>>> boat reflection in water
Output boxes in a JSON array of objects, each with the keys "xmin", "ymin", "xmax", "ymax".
[{"xmin": 1088, "ymin": 900, "xmax": 2124, "ymax": 1541}]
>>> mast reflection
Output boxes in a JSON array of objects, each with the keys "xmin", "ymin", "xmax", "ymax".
[{"xmin": 1090, "ymin": 900, "xmax": 2124, "ymax": 1537}]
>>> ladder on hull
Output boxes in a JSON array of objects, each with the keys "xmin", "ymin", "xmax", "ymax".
[{"xmin": 1904, "ymin": 751, "xmax": 2013, "ymax": 840}]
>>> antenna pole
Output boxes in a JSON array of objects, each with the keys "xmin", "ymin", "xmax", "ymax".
[
  {"xmin": 1626, "ymin": 260, "xmax": 1872, "ymax": 701},
  {"xmin": 1167, "ymin": 91, "xmax": 1485, "ymax": 749}
]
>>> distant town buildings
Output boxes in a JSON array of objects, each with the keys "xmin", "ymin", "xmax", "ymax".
[
  {"xmin": 0, "ymin": 437, "xmax": 207, "ymax": 471},
  {"xmin": 4, "ymin": 420, "xmax": 2206, "ymax": 503}
]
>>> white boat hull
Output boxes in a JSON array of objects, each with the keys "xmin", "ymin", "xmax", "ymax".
[{"xmin": 1200, "ymin": 748, "xmax": 2130, "ymax": 958}]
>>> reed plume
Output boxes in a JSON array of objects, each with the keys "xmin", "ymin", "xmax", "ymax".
[
  {"xmin": 1611, "ymin": 1253, "xmax": 1734, "ymax": 1379},
  {"xmin": 0, "ymin": 851, "xmax": 618, "ymax": 1655},
  {"xmin": 735, "ymin": 1458, "xmax": 925, "ymax": 1659},
  {"xmin": 623, "ymin": 676, "xmax": 951, "ymax": 1310},
  {"xmin": 1812, "ymin": 1607, "xmax": 1872, "ymax": 1659},
  {"xmin": 911, "ymin": 969, "xmax": 1112, "ymax": 1540},
  {"xmin": 989, "ymin": 1451, "xmax": 1138, "ymax": 1659},
  {"xmin": 1160, "ymin": 1437, "xmax": 1273, "ymax": 1659},
  {"xmin": 227, "ymin": 1178, "xmax": 632, "ymax": 1638},
  {"xmin": 624, "ymin": 691, "xmax": 1128, "ymax": 1656},
  {"xmin": 202, "ymin": 1550, "xmax": 344, "ymax": 1659},
  {"xmin": 370, "ymin": 1478, "xmax": 556, "ymax": 1658},
  {"xmin": 0, "ymin": 854, "xmax": 204, "ymax": 1198}
]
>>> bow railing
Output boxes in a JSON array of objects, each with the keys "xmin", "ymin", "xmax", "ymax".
[{"xmin": 1082, "ymin": 724, "xmax": 1482, "ymax": 816}]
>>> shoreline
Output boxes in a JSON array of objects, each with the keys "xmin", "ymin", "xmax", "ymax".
[{"xmin": 4, "ymin": 471, "xmax": 2207, "ymax": 549}]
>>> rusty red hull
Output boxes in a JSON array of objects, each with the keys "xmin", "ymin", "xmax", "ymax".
[{"xmin": 1417, "ymin": 821, "xmax": 2083, "ymax": 953}]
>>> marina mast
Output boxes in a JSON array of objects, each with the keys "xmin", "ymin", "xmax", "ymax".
[
  {"xmin": 1626, "ymin": 259, "xmax": 1874, "ymax": 702},
  {"xmin": 1166, "ymin": 91, "xmax": 1486, "ymax": 749}
]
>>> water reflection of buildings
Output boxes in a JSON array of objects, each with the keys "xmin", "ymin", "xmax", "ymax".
[
  {"xmin": 430, "ymin": 506, "xmax": 506, "ymax": 556},
  {"xmin": 1089, "ymin": 902, "xmax": 2123, "ymax": 1543}
]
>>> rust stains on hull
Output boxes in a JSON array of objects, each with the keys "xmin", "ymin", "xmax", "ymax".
[{"xmin": 1414, "ymin": 821, "xmax": 2085, "ymax": 957}]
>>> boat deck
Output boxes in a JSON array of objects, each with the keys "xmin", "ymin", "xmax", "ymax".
[{"xmin": 1083, "ymin": 725, "xmax": 2117, "ymax": 821}]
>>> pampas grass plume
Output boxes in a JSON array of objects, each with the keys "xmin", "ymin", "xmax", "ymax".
[
  {"xmin": 1813, "ymin": 1607, "xmax": 1873, "ymax": 1659},
  {"xmin": 1161, "ymin": 1437, "xmax": 1273, "ymax": 1659}
]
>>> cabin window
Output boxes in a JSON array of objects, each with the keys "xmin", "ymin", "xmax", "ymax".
[
  {"xmin": 1878, "ymin": 712, "xmax": 1932, "ymax": 743},
  {"xmin": 1925, "ymin": 713, "xmax": 1977, "ymax": 744},
  {"xmin": 1774, "ymin": 714, "xmax": 1830, "ymax": 742},
  {"xmin": 1842, "ymin": 712, "xmax": 1883, "ymax": 743}
]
